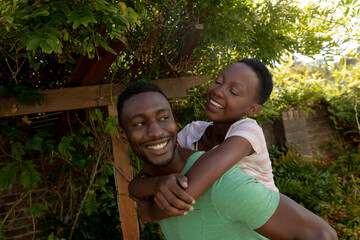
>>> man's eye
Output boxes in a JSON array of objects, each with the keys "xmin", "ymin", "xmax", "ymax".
[
  {"xmin": 133, "ymin": 122, "xmax": 145, "ymax": 127},
  {"xmin": 159, "ymin": 116, "xmax": 169, "ymax": 121}
]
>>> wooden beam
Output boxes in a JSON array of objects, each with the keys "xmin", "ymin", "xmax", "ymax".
[
  {"xmin": 108, "ymin": 105, "xmax": 140, "ymax": 240},
  {"xmin": 0, "ymin": 76, "xmax": 209, "ymax": 118},
  {"xmin": 152, "ymin": 75, "xmax": 209, "ymax": 99}
]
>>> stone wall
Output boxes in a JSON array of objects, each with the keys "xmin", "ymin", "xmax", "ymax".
[{"xmin": 262, "ymin": 108, "xmax": 337, "ymax": 156}]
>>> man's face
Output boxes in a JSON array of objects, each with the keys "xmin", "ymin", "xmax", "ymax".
[{"xmin": 120, "ymin": 92, "xmax": 177, "ymax": 168}]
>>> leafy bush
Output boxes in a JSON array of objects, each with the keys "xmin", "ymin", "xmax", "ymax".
[{"xmin": 269, "ymin": 143, "xmax": 360, "ymax": 239}]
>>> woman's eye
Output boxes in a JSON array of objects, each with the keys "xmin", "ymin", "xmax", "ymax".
[
  {"xmin": 230, "ymin": 89, "xmax": 239, "ymax": 96},
  {"xmin": 214, "ymin": 77, "xmax": 223, "ymax": 84}
]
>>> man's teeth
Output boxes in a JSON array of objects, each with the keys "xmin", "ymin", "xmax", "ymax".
[
  {"xmin": 210, "ymin": 99, "xmax": 224, "ymax": 109},
  {"xmin": 147, "ymin": 142, "xmax": 167, "ymax": 150}
]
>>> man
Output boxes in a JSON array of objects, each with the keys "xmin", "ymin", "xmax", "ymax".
[{"xmin": 117, "ymin": 81, "xmax": 337, "ymax": 240}]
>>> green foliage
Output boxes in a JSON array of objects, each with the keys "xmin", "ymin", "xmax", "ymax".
[
  {"xmin": 141, "ymin": 222, "xmax": 164, "ymax": 240},
  {"xmin": 1, "ymin": 0, "xmax": 357, "ymax": 88},
  {"xmin": 29, "ymin": 203, "xmax": 48, "ymax": 218},
  {"xmin": 11, "ymin": 141, "xmax": 25, "ymax": 160},
  {"xmin": 2, "ymin": 0, "xmax": 140, "ymax": 59},
  {"xmin": 0, "ymin": 162, "xmax": 18, "ymax": 189},
  {"xmin": 21, "ymin": 160, "xmax": 41, "ymax": 190},
  {"xmin": 270, "ymin": 143, "xmax": 360, "ymax": 239},
  {"xmin": 58, "ymin": 134, "xmax": 76, "ymax": 161},
  {"xmin": 84, "ymin": 192, "xmax": 98, "ymax": 216},
  {"xmin": 0, "ymin": 82, "xmax": 45, "ymax": 105}
]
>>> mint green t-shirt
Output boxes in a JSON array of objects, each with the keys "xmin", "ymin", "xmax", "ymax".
[{"xmin": 159, "ymin": 151, "xmax": 280, "ymax": 240}]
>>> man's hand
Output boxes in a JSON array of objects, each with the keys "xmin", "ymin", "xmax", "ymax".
[
  {"xmin": 130, "ymin": 195, "xmax": 154, "ymax": 222},
  {"xmin": 154, "ymin": 173, "xmax": 195, "ymax": 216}
]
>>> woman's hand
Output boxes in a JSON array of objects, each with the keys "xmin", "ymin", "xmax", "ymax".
[{"xmin": 154, "ymin": 173, "xmax": 195, "ymax": 216}]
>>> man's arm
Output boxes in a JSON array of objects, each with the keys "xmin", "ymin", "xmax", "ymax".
[
  {"xmin": 128, "ymin": 167, "xmax": 159, "ymax": 197},
  {"xmin": 131, "ymin": 195, "xmax": 188, "ymax": 222},
  {"xmin": 129, "ymin": 170, "xmax": 195, "ymax": 214},
  {"xmin": 255, "ymin": 194, "xmax": 338, "ymax": 240}
]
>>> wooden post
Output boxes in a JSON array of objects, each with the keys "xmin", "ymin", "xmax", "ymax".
[{"xmin": 108, "ymin": 105, "xmax": 140, "ymax": 240}]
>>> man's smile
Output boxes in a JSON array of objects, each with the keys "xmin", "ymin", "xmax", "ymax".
[{"xmin": 146, "ymin": 141, "xmax": 168, "ymax": 150}]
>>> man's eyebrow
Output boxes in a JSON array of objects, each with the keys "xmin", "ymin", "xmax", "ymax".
[{"xmin": 127, "ymin": 108, "xmax": 171, "ymax": 122}]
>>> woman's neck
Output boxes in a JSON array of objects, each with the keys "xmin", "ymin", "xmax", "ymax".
[{"xmin": 198, "ymin": 122, "xmax": 233, "ymax": 151}]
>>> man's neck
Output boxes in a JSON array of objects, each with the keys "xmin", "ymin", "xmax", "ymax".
[{"xmin": 147, "ymin": 146, "xmax": 193, "ymax": 176}]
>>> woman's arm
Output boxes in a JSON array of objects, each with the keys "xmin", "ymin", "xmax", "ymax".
[
  {"xmin": 152, "ymin": 136, "xmax": 254, "ymax": 216},
  {"xmin": 184, "ymin": 135, "xmax": 253, "ymax": 199}
]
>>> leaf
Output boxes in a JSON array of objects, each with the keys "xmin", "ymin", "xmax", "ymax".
[
  {"xmin": 31, "ymin": 8, "xmax": 50, "ymax": 18},
  {"xmin": 1, "ymin": 124, "xmax": 22, "ymax": 137},
  {"xmin": 17, "ymin": 90, "xmax": 41, "ymax": 105},
  {"xmin": 84, "ymin": 192, "xmax": 98, "ymax": 216},
  {"xmin": 21, "ymin": 160, "xmax": 41, "ymax": 190},
  {"xmin": 25, "ymin": 136, "xmax": 44, "ymax": 151},
  {"xmin": 0, "ymin": 85, "xmax": 13, "ymax": 96},
  {"xmin": 0, "ymin": 162, "xmax": 18, "ymax": 189},
  {"xmin": 73, "ymin": 158, "xmax": 86, "ymax": 168},
  {"xmin": 36, "ymin": 93, "xmax": 45, "ymax": 105},
  {"xmin": 63, "ymin": 29, "xmax": 69, "ymax": 41},
  {"xmin": 39, "ymin": 39, "xmax": 53, "ymax": 54},
  {"xmin": 11, "ymin": 142, "xmax": 25, "ymax": 160},
  {"xmin": 47, "ymin": 233, "xmax": 54, "ymax": 240},
  {"xmin": 91, "ymin": 109, "xmax": 103, "ymax": 122},
  {"xmin": 27, "ymin": 36, "xmax": 42, "ymax": 51},
  {"xmin": 41, "ymin": 36, "xmax": 62, "ymax": 54},
  {"xmin": 29, "ymin": 203, "xmax": 47, "ymax": 217},
  {"xmin": 47, "ymin": 27, "xmax": 62, "ymax": 37},
  {"xmin": 42, "ymin": 139, "xmax": 54, "ymax": 151},
  {"xmin": 58, "ymin": 135, "xmax": 75, "ymax": 160}
]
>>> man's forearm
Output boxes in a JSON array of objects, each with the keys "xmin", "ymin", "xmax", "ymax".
[
  {"xmin": 128, "ymin": 175, "xmax": 161, "ymax": 197},
  {"xmin": 137, "ymin": 199, "xmax": 174, "ymax": 222}
]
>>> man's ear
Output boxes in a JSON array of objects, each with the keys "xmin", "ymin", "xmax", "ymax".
[
  {"xmin": 118, "ymin": 126, "xmax": 128, "ymax": 143},
  {"xmin": 246, "ymin": 104, "xmax": 262, "ymax": 116}
]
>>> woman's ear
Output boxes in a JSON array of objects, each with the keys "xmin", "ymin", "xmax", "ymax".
[{"xmin": 246, "ymin": 104, "xmax": 262, "ymax": 116}]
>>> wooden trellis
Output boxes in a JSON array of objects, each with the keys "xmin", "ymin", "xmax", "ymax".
[{"xmin": 0, "ymin": 76, "xmax": 209, "ymax": 240}]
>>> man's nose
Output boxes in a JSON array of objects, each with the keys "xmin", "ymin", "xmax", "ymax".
[{"xmin": 147, "ymin": 120, "xmax": 163, "ymax": 138}]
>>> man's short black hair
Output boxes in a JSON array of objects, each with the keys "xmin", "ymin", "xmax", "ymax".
[
  {"xmin": 117, "ymin": 81, "xmax": 169, "ymax": 127},
  {"xmin": 238, "ymin": 58, "xmax": 273, "ymax": 105}
]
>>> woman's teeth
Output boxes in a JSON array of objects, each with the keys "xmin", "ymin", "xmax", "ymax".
[
  {"xmin": 210, "ymin": 99, "xmax": 224, "ymax": 109},
  {"xmin": 147, "ymin": 141, "xmax": 167, "ymax": 150}
]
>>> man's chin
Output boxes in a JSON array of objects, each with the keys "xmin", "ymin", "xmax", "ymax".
[
  {"xmin": 143, "ymin": 144, "xmax": 177, "ymax": 168},
  {"xmin": 143, "ymin": 155, "xmax": 173, "ymax": 168}
]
